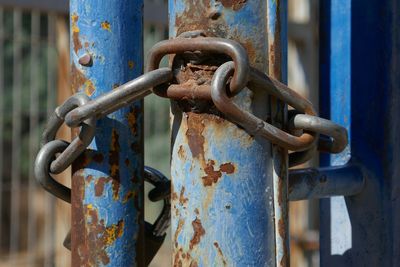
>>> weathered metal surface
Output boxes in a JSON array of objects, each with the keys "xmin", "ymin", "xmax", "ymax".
[
  {"xmin": 319, "ymin": 0, "xmax": 400, "ymax": 266},
  {"xmin": 70, "ymin": 1, "xmax": 144, "ymax": 266},
  {"xmin": 169, "ymin": 0, "xmax": 278, "ymax": 266},
  {"xmin": 267, "ymin": 0, "xmax": 289, "ymax": 266},
  {"xmin": 288, "ymin": 165, "xmax": 364, "ymax": 201}
]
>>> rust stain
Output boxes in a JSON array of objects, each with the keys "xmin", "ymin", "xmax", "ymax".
[
  {"xmin": 172, "ymin": 191, "xmax": 178, "ymax": 201},
  {"xmin": 178, "ymin": 145, "xmax": 186, "ymax": 159},
  {"xmin": 202, "ymin": 160, "xmax": 222, "ymax": 186},
  {"xmin": 126, "ymin": 106, "xmax": 140, "ymax": 135},
  {"xmin": 74, "ymin": 204, "xmax": 125, "ymax": 266},
  {"xmin": 125, "ymin": 158, "xmax": 130, "ymax": 166},
  {"xmin": 128, "ymin": 60, "xmax": 135, "ymax": 69},
  {"xmin": 202, "ymin": 161, "xmax": 236, "ymax": 186},
  {"xmin": 104, "ymin": 220, "xmax": 124, "ymax": 245},
  {"xmin": 101, "ymin": 21, "xmax": 111, "ymax": 31},
  {"xmin": 71, "ymin": 63, "xmax": 87, "ymax": 94},
  {"xmin": 122, "ymin": 191, "xmax": 136, "ymax": 203},
  {"xmin": 214, "ymin": 242, "xmax": 227, "ymax": 266},
  {"xmin": 73, "ymin": 149, "xmax": 92, "ymax": 170},
  {"xmin": 71, "ymin": 13, "xmax": 82, "ymax": 53},
  {"xmin": 70, "ymin": 63, "xmax": 96, "ymax": 95},
  {"xmin": 190, "ymin": 261, "xmax": 199, "ymax": 267},
  {"xmin": 175, "ymin": 0, "xmax": 228, "ymax": 37},
  {"xmin": 84, "ymin": 80, "xmax": 96, "ymax": 96},
  {"xmin": 173, "ymin": 248, "xmax": 183, "ymax": 267},
  {"xmin": 278, "ymin": 218, "xmax": 289, "ymax": 267},
  {"xmin": 194, "ymin": 208, "xmax": 199, "ymax": 215},
  {"xmin": 94, "ymin": 177, "xmax": 112, "ymax": 197},
  {"xmin": 174, "ymin": 219, "xmax": 185, "ymax": 248},
  {"xmin": 218, "ymin": 0, "xmax": 247, "ymax": 10},
  {"xmin": 179, "ymin": 187, "xmax": 188, "ymax": 205},
  {"xmin": 189, "ymin": 218, "xmax": 205, "ymax": 249},
  {"xmin": 186, "ymin": 113, "xmax": 205, "ymax": 159},
  {"xmin": 219, "ymin": 162, "xmax": 235, "ymax": 174},
  {"xmin": 109, "ymin": 129, "xmax": 120, "ymax": 200}
]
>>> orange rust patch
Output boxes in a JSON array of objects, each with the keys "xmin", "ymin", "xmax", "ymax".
[
  {"xmin": 219, "ymin": 163, "xmax": 235, "ymax": 174},
  {"xmin": 71, "ymin": 13, "xmax": 82, "ymax": 53},
  {"xmin": 84, "ymin": 80, "xmax": 96, "ymax": 96},
  {"xmin": 186, "ymin": 113, "xmax": 205, "ymax": 159},
  {"xmin": 173, "ymin": 248, "xmax": 183, "ymax": 267},
  {"xmin": 104, "ymin": 220, "xmax": 124, "ymax": 245},
  {"xmin": 202, "ymin": 161, "xmax": 235, "ymax": 186},
  {"xmin": 109, "ymin": 129, "xmax": 120, "ymax": 200},
  {"xmin": 189, "ymin": 218, "xmax": 205, "ymax": 249},
  {"xmin": 179, "ymin": 187, "xmax": 188, "ymax": 205},
  {"xmin": 126, "ymin": 107, "xmax": 140, "ymax": 135},
  {"xmin": 202, "ymin": 160, "xmax": 221, "ymax": 186},
  {"xmin": 101, "ymin": 21, "xmax": 111, "ymax": 31},
  {"xmin": 94, "ymin": 177, "xmax": 112, "ymax": 197},
  {"xmin": 218, "ymin": 0, "xmax": 247, "ymax": 10},
  {"xmin": 214, "ymin": 242, "xmax": 227, "ymax": 266},
  {"xmin": 194, "ymin": 208, "xmax": 199, "ymax": 215},
  {"xmin": 174, "ymin": 219, "xmax": 185, "ymax": 248},
  {"xmin": 128, "ymin": 60, "xmax": 135, "ymax": 69},
  {"xmin": 72, "ymin": 201, "xmax": 125, "ymax": 266}
]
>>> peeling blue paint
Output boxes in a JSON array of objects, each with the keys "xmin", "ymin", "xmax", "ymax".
[{"xmin": 70, "ymin": 1, "xmax": 144, "ymax": 266}]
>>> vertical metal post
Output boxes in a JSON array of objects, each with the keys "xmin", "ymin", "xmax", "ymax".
[
  {"xmin": 70, "ymin": 1, "xmax": 144, "ymax": 266},
  {"xmin": 320, "ymin": 0, "xmax": 400, "ymax": 266},
  {"xmin": 268, "ymin": 1, "xmax": 289, "ymax": 266},
  {"xmin": 170, "ymin": 1, "xmax": 288, "ymax": 266}
]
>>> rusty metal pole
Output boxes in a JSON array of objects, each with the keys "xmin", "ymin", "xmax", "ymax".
[
  {"xmin": 70, "ymin": 1, "xmax": 144, "ymax": 266},
  {"xmin": 170, "ymin": 0, "xmax": 288, "ymax": 266}
]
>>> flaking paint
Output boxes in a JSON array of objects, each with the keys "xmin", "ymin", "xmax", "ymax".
[{"xmin": 70, "ymin": 1, "xmax": 144, "ymax": 266}]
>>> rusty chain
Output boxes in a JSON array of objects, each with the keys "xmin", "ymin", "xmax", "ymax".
[{"xmin": 34, "ymin": 34, "xmax": 348, "ymax": 260}]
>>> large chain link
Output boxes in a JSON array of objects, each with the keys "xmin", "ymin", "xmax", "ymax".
[{"xmin": 34, "ymin": 34, "xmax": 348, "ymax": 260}]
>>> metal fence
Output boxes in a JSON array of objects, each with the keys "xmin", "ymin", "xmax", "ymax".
[{"xmin": 0, "ymin": 8, "xmax": 60, "ymax": 266}]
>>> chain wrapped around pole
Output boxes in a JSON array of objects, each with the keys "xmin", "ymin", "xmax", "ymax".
[{"xmin": 34, "ymin": 35, "xmax": 348, "ymax": 264}]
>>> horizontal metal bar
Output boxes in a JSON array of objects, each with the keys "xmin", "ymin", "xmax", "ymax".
[{"xmin": 288, "ymin": 165, "xmax": 364, "ymax": 201}]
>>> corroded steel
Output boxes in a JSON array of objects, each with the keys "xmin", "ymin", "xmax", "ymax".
[
  {"xmin": 170, "ymin": 0, "xmax": 278, "ymax": 265},
  {"xmin": 267, "ymin": 0, "xmax": 289, "ymax": 266},
  {"xmin": 69, "ymin": 1, "xmax": 144, "ymax": 266}
]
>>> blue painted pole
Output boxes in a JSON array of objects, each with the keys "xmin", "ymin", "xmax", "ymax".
[
  {"xmin": 169, "ymin": 1, "xmax": 288, "ymax": 266},
  {"xmin": 320, "ymin": 0, "xmax": 400, "ymax": 266},
  {"xmin": 70, "ymin": 1, "xmax": 144, "ymax": 266}
]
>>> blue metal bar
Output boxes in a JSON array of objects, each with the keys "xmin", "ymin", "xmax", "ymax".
[
  {"xmin": 70, "ymin": 1, "xmax": 144, "ymax": 266},
  {"xmin": 288, "ymin": 165, "xmax": 364, "ymax": 201},
  {"xmin": 169, "ymin": 0, "xmax": 287, "ymax": 266},
  {"xmin": 320, "ymin": 0, "xmax": 400, "ymax": 265}
]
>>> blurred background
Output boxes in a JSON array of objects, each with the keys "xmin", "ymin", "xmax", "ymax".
[{"xmin": 0, "ymin": 0, "xmax": 319, "ymax": 266}]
